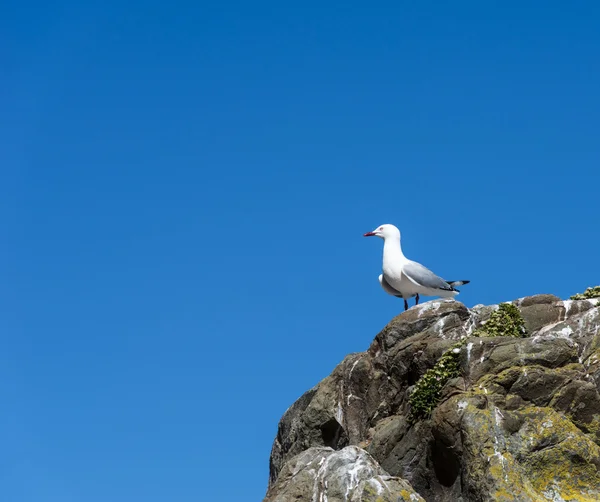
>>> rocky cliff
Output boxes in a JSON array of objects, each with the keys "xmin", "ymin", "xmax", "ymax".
[{"xmin": 264, "ymin": 291, "xmax": 600, "ymax": 502}]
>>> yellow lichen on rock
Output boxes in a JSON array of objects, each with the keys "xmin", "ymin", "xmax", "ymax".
[
  {"xmin": 439, "ymin": 395, "xmax": 600, "ymax": 501},
  {"xmin": 587, "ymin": 414, "xmax": 600, "ymax": 440},
  {"xmin": 514, "ymin": 408, "xmax": 600, "ymax": 500}
]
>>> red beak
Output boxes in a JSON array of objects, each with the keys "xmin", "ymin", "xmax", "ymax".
[{"xmin": 363, "ymin": 231, "xmax": 376, "ymax": 237}]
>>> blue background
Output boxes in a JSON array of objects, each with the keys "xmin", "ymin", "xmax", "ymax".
[{"xmin": 2, "ymin": 1, "xmax": 599, "ymax": 500}]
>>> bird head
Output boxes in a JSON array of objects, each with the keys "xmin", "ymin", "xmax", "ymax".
[{"xmin": 363, "ymin": 224, "xmax": 401, "ymax": 240}]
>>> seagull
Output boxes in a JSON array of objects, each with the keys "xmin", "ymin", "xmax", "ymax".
[{"xmin": 364, "ymin": 223, "xmax": 470, "ymax": 311}]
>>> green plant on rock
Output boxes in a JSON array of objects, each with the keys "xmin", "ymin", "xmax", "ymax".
[
  {"xmin": 473, "ymin": 303, "xmax": 527, "ymax": 338},
  {"xmin": 570, "ymin": 286, "xmax": 600, "ymax": 301},
  {"xmin": 408, "ymin": 342, "xmax": 463, "ymax": 423}
]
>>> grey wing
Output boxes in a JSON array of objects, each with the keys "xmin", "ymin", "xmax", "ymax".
[
  {"xmin": 379, "ymin": 274, "xmax": 404, "ymax": 297},
  {"xmin": 403, "ymin": 260, "xmax": 453, "ymax": 291}
]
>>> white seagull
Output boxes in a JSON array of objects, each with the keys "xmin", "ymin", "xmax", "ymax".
[{"xmin": 364, "ymin": 223, "xmax": 470, "ymax": 311}]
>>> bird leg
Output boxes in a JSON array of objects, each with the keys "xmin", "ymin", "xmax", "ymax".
[
  {"xmin": 404, "ymin": 299, "xmax": 409, "ymax": 311},
  {"xmin": 415, "ymin": 294, "xmax": 420, "ymax": 305}
]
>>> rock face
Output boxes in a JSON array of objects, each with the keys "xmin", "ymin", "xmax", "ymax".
[
  {"xmin": 265, "ymin": 295, "xmax": 600, "ymax": 502},
  {"xmin": 265, "ymin": 446, "xmax": 424, "ymax": 502}
]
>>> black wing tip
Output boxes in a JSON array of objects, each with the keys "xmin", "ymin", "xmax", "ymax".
[{"xmin": 447, "ymin": 280, "xmax": 471, "ymax": 292}]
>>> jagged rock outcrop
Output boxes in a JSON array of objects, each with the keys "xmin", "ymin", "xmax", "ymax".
[{"xmin": 265, "ymin": 294, "xmax": 600, "ymax": 502}]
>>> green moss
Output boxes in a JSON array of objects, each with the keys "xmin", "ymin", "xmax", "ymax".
[
  {"xmin": 473, "ymin": 303, "xmax": 527, "ymax": 338},
  {"xmin": 408, "ymin": 342, "xmax": 463, "ymax": 423},
  {"xmin": 570, "ymin": 286, "xmax": 600, "ymax": 301}
]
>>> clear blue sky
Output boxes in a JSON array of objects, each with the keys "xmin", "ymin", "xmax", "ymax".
[{"xmin": 2, "ymin": 1, "xmax": 599, "ymax": 500}]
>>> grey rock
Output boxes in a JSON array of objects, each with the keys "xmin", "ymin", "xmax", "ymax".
[
  {"xmin": 515, "ymin": 294, "xmax": 561, "ymax": 307},
  {"xmin": 264, "ymin": 445, "xmax": 424, "ymax": 502},
  {"xmin": 266, "ymin": 296, "xmax": 600, "ymax": 501}
]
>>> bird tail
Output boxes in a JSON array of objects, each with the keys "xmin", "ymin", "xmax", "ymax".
[{"xmin": 446, "ymin": 280, "xmax": 470, "ymax": 292}]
